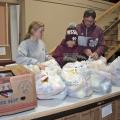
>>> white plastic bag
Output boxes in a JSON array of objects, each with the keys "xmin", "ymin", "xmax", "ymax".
[
  {"xmin": 42, "ymin": 59, "xmax": 61, "ymax": 74},
  {"xmin": 24, "ymin": 59, "xmax": 66, "ymax": 99},
  {"xmin": 35, "ymin": 69, "xmax": 66, "ymax": 100},
  {"xmin": 24, "ymin": 59, "xmax": 61, "ymax": 74},
  {"xmin": 87, "ymin": 56, "xmax": 108, "ymax": 71},
  {"xmin": 108, "ymin": 56, "xmax": 120, "ymax": 86},
  {"xmin": 90, "ymin": 70, "xmax": 112, "ymax": 94},
  {"xmin": 84, "ymin": 57, "xmax": 112, "ymax": 94},
  {"xmin": 61, "ymin": 62, "xmax": 93, "ymax": 98}
]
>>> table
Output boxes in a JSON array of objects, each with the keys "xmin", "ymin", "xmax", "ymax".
[{"xmin": 0, "ymin": 86, "xmax": 120, "ymax": 120}]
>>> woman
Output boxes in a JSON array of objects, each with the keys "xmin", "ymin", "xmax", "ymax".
[
  {"xmin": 52, "ymin": 26, "xmax": 84, "ymax": 67},
  {"xmin": 16, "ymin": 21, "xmax": 50, "ymax": 67}
]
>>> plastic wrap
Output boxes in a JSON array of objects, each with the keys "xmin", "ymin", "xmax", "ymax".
[
  {"xmin": 108, "ymin": 57, "xmax": 120, "ymax": 86},
  {"xmin": 35, "ymin": 69, "xmax": 66, "ymax": 100},
  {"xmin": 61, "ymin": 62, "xmax": 93, "ymax": 98},
  {"xmin": 90, "ymin": 70, "xmax": 112, "ymax": 94}
]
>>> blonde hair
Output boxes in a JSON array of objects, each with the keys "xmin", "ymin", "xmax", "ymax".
[{"xmin": 24, "ymin": 21, "xmax": 44, "ymax": 40}]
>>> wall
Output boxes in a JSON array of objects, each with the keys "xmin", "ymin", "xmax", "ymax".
[{"xmin": 21, "ymin": 0, "xmax": 114, "ymax": 52}]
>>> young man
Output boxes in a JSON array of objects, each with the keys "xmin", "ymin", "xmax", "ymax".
[
  {"xmin": 52, "ymin": 26, "xmax": 84, "ymax": 67},
  {"xmin": 77, "ymin": 9, "xmax": 105, "ymax": 60}
]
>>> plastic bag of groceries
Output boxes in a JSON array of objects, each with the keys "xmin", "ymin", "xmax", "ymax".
[
  {"xmin": 35, "ymin": 68, "xmax": 67, "ymax": 100},
  {"xmin": 84, "ymin": 56, "xmax": 112, "ymax": 94},
  {"xmin": 61, "ymin": 62, "xmax": 93, "ymax": 98},
  {"xmin": 87, "ymin": 56, "xmax": 107, "ymax": 71},
  {"xmin": 25, "ymin": 59, "xmax": 61, "ymax": 74},
  {"xmin": 108, "ymin": 56, "xmax": 120, "ymax": 86},
  {"xmin": 90, "ymin": 70, "xmax": 112, "ymax": 94},
  {"xmin": 42, "ymin": 59, "xmax": 61, "ymax": 74}
]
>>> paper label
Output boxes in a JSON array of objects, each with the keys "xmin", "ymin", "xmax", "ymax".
[{"xmin": 102, "ymin": 104, "xmax": 112, "ymax": 118}]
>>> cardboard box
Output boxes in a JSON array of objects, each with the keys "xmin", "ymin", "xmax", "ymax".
[{"xmin": 0, "ymin": 65, "xmax": 37, "ymax": 116}]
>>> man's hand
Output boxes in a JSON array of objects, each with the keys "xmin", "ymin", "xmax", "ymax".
[
  {"xmin": 90, "ymin": 52, "xmax": 99, "ymax": 60},
  {"xmin": 84, "ymin": 49, "xmax": 93, "ymax": 57}
]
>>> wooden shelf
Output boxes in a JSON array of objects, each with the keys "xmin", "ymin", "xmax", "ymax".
[{"xmin": 0, "ymin": 60, "xmax": 15, "ymax": 66}]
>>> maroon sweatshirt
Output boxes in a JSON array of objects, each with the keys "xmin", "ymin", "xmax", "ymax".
[
  {"xmin": 76, "ymin": 22, "xmax": 105, "ymax": 57},
  {"xmin": 52, "ymin": 40, "xmax": 85, "ymax": 67}
]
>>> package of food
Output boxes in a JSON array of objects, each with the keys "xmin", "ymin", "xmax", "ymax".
[
  {"xmin": 35, "ymin": 69, "xmax": 66, "ymax": 100},
  {"xmin": 25, "ymin": 59, "xmax": 61, "ymax": 74},
  {"xmin": 90, "ymin": 70, "xmax": 112, "ymax": 94},
  {"xmin": 87, "ymin": 56, "xmax": 108, "ymax": 71},
  {"xmin": 108, "ymin": 57, "xmax": 120, "ymax": 86},
  {"xmin": 61, "ymin": 62, "xmax": 93, "ymax": 98},
  {"xmin": 42, "ymin": 59, "xmax": 61, "ymax": 74}
]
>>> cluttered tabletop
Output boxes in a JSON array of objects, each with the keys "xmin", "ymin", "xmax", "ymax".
[
  {"xmin": 0, "ymin": 86, "xmax": 120, "ymax": 120},
  {"xmin": 0, "ymin": 57, "xmax": 120, "ymax": 120}
]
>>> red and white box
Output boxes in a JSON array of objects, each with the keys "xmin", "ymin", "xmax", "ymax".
[{"xmin": 0, "ymin": 65, "xmax": 37, "ymax": 116}]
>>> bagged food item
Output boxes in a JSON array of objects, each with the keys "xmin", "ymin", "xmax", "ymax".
[
  {"xmin": 90, "ymin": 70, "xmax": 112, "ymax": 94},
  {"xmin": 35, "ymin": 69, "xmax": 66, "ymax": 100},
  {"xmin": 42, "ymin": 59, "xmax": 61, "ymax": 74},
  {"xmin": 108, "ymin": 56, "xmax": 120, "ymax": 86},
  {"xmin": 24, "ymin": 59, "xmax": 66, "ymax": 99},
  {"xmin": 25, "ymin": 59, "xmax": 61, "ymax": 74},
  {"xmin": 87, "ymin": 56, "xmax": 108, "ymax": 71},
  {"xmin": 82, "ymin": 57, "xmax": 111, "ymax": 94},
  {"xmin": 61, "ymin": 62, "xmax": 93, "ymax": 98},
  {"xmin": 111, "ymin": 75, "xmax": 120, "ymax": 86},
  {"xmin": 88, "ymin": 56, "xmax": 107, "ymax": 63}
]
